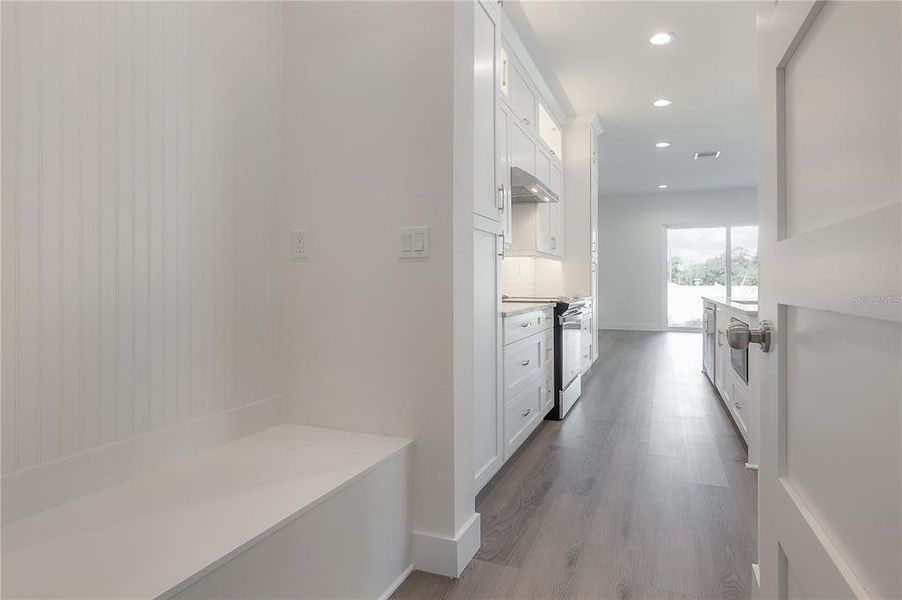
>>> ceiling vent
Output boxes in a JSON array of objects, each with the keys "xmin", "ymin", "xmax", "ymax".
[{"xmin": 694, "ymin": 151, "xmax": 721, "ymax": 160}]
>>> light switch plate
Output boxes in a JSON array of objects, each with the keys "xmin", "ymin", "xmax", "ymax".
[
  {"xmin": 292, "ymin": 229, "xmax": 309, "ymax": 259},
  {"xmin": 398, "ymin": 226, "xmax": 430, "ymax": 259}
]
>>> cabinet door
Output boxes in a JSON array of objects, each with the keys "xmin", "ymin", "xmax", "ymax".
[
  {"xmin": 497, "ymin": 106, "xmax": 512, "ymax": 244},
  {"xmin": 508, "ymin": 62, "xmax": 536, "ymax": 131},
  {"xmin": 509, "ymin": 118, "xmax": 535, "ymax": 175},
  {"xmin": 474, "ymin": 227, "xmax": 502, "ymax": 492},
  {"xmin": 549, "ymin": 162, "xmax": 563, "ymax": 256},
  {"xmin": 473, "ymin": 2, "xmax": 498, "ymax": 221},
  {"xmin": 534, "ymin": 147, "xmax": 551, "ymax": 187}
]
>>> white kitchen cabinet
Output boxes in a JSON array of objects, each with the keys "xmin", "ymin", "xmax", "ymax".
[
  {"xmin": 473, "ymin": 0, "xmax": 504, "ymax": 494},
  {"xmin": 561, "ymin": 119, "xmax": 602, "ymax": 369},
  {"xmin": 507, "ymin": 60, "xmax": 536, "ymax": 132},
  {"xmin": 473, "ymin": 224, "xmax": 503, "ymax": 493},
  {"xmin": 509, "ymin": 116, "xmax": 535, "ymax": 176},
  {"xmin": 538, "ymin": 103, "xmax": 562, "ymax": 159},
  {"xmin": 497, "ymin": 105, "xmax": 512, "ymax": 245},
  {"xmin": 473, "ymin": 1, "xmax": 499, "ymax": 222},
  {"xmin": 549, "ymin": 162, "xmax": 563, "ymax": 256},
  {"xmin": 590, "ymin": 164, "xmax": 598, "ymax": 362},
  {"xmin": 534, "ymin": 146, "xmax": 551, "ymax": 186},
  {"xmin": 500, "ymin": 307, "xmax": 553, "ymax": 461}
]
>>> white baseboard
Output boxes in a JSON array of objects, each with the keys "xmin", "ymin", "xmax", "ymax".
[
  {"xmin": 745, "ymin": 462, "xmax": 759, "ymax": 471},
  {"xmin": 598, "ymin": 322, "xmax": 667, "ymax": 332},
  {"xmin": 2, "ymin": 395, "xmax": 287, "ymax": 523},
  {"xmin": 378, "ymin": 564, "xmax": 414, "ymax": 600},
  {"xmin": 752, "ymin": 563, "xmax": 761, "ymax": 600},
  {"xmin": 412, "ymin": 512, "xmax": 481, "ymax": 578}
]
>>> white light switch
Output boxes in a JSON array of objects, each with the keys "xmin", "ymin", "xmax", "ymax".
[
  {"xmin": 398, "ymin": 226, "xmax": 430, "ymax": 259},
  {"xmin": 292, "ymin": 229, "xmax": 309, "ymax": 259}
]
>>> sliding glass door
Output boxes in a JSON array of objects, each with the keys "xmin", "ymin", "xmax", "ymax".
[
  {"xmin": 666, "ymin": 227, "xmax": 726, "ymax": 328},
  {"xmin": 666, "ymin": 224, "xmax": 759, "ymax": 329}
]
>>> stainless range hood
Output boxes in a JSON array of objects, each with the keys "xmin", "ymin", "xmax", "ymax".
[{"xmin": 511, "ymin": 167, "xmax": 559, "ymax": 204}]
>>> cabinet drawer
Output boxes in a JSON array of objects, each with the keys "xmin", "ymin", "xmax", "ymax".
[
  {"xmin": 503, "ymin": 333, "xmax": 543, "ymax": 401},
  {"xmin": 504, "ymin": 381, "xmax": 542, "ymax": 459},
  {"xmin": 503, "ymin": 308, "xmax": 552, "ymax": 345}
]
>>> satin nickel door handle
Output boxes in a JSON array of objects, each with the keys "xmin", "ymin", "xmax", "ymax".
[
  {"xmin": 521, "ymin": 360, "xmax": 530, "ymax": 366},
  {"xmin": 727, "ymin": 320, "xmax": 773, "ymax": 353}
]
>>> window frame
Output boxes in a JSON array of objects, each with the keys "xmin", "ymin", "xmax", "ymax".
[{"xmin": 661, "ymin": 221, "xmax": 758, "ymax": 331}]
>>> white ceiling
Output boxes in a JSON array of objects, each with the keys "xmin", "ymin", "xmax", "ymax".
[{"xmin": 507, "ymin": 1, "xmax": 759, "ymax": 197}]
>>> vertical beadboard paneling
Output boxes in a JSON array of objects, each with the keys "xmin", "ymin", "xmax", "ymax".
[
  {"xmin": 2, "ymin": 2, "xmax": 283, "ymax": 479},
  {"xmin": 17, "ymin": 3, "xmax": 43, "ymax": 470},
  {"xmin": 115, "ymin": 2, "xmax": 134, "ymax": 440},
  {"xmin": 40, "ymin": 2, "xmax": 62, "ymax": 464},
  {"xmin": 60, "ymin": 1, "xmax": 83, "ymax": 456},
  {"xmin": 98, "ymin": 2, "xmax": 117, "ymax": 447},
  {"xmin": 147, "ymin": 4, "xmax": 164, "ymax": 433},
  {"xmin": 80, "ymin": 3, "xmax": 101, "ymax": 451},
  {"xmin": 1, "ymin": 0, "xmax": 21, "ymax": 473},
  {"xmin": 132, "ymin": 1, "xmax": 149, "ymax": 436}
]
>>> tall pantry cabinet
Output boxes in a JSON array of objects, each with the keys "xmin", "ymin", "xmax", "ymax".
[{"xmin": 472, "ymin": 0, "xmax": 505, "ymax": 493}]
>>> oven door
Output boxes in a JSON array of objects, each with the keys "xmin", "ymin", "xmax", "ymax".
[{"xmin": 560, "ymin": 307, "xmax": 584, "ymax": 390}]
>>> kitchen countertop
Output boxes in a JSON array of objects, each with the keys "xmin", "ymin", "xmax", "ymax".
[
  {"xmin": 501, "ymin": 301, "xmax": 557, "ymax": 317},
  {"xmin": 702, "ymin": 296, "xmax": 759, "ymax": 316}
]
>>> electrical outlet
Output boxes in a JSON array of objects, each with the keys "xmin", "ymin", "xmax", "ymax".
[{"xmin": 292, "ymin": 229, "xmax": 309, "ymax": 259}]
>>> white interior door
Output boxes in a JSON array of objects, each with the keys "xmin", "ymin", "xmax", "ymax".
[{"xmin": 757, "ymin": 2, "xmax": 901, "ymax": 598}]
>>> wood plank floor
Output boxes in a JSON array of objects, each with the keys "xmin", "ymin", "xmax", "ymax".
[{"xmin": 393, "ymin": 331, "xmax": 758, "ymax": 600}]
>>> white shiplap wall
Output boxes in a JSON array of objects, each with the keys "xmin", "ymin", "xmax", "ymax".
[{"xmin": 1, "ymin": 2, "xmax": 284, "ymax": 477}]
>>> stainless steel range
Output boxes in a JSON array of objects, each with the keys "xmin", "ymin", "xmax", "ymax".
[{"xmin": 502, "ymin": 296, "xmax": 592, "ymax": 420}]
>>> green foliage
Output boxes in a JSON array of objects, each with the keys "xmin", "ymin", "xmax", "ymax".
[{"xmin": 668, "ymin": 248, "xmax": 758, "ymax": 286}]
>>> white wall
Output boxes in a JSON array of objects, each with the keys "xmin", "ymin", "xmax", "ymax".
[
  {"xmin": 597, "ymin": 188, "xmax": 757, "ymax": 330},
  {"xmin": 3, "ymin": 1, "xmax": 476, "ymax": 577},
  {"xmin": 279, "ymin": 0, "xmax": 474, "ymax": 565},
  {"xmin": 1, "ymin": 2, "xmax": 285, "ymax": 505}
]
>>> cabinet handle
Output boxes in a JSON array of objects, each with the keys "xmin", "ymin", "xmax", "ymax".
[
  {"xmin": 551, "ymin": 236, "xmax": 556, "ymax": 250},
  {"xmin": 497, "ymin": 233, "xmax": 505, "ymax": 258},
  {"xmin": 734, "ymin": 402, "xmax": 742, "ymax": 409},
  {"xmin": 520, "ymin": 322, "xmax": 530, "ymax": 328},
  {"xmin": 521, "ymin": 360, "xmax": 531, "ymax": 366},
  {"xmin": 497, "ymin": 184, "xmax": 505, "ymax": 211},
  {"xmin": 522, "ymin": 408, "xmax": 532, "ymax": 418},
  {"xmin": 522, "ymin": 118, "xmax": 530, "ymax": 125}
]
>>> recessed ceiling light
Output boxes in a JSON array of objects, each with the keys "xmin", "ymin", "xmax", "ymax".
[
  {"xmin": 658, "ymin": 184, "xmax": 668, "ymax": 189},
  {"xmin": 649, "ymin": 32, "xmax": 675, "ymax": 46},
  {"xmin": 653, "ymin": 98, "xmax": 672, "ymax": 108},
  {"xmin": 655, "ymin": 142, "xmax": 671, "ymax": 148}
]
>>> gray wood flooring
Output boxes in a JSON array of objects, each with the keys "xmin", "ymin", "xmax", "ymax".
[{"xmin": 393, "ymin": 331, "xmax": 758, "ymax": 600}]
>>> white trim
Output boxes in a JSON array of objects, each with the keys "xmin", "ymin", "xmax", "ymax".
[
  {"xmin": 2, "ymin": 395, "xmax": 288, "ymax": 523},
  {"xmin": 572, "ymin": 113, "xmax": 604, "ymax": 136},
  {"xmin": 598, "ymin": 323, "xmax": 668, "ymax": 332},
  {"xmin": 751, "ymin": 563, "xmax": 761, "ymax": 600},
  {"xmin": 412, "ymin": 512, "xmax": 481, "ymax": 578},
  {"xmin": 745, "ymin": 462, "xmax": 759, "ymax": 471},
  {"xmin": 378, "ymin": 564, "xmax": 415, "ymax": 600}
]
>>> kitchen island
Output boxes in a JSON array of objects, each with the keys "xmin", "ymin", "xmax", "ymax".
[{"xmin": 702, "ymin": 296, "xmax": 760, "ymax": 469}]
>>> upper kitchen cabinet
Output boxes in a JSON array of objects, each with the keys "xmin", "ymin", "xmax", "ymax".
[
  {"xmin": 473, "ymin": 0, "xmax": 500, "ymax": 222},
  {"xmin": 538, "ymin": 103, "xmax": 563, "ymax": 160},
  {"xmin": 509, "ymin": 115, "xmax": 536, "ymax": 176},
  {"xmin": 503, "ymin": 51, "xmax": 537, "ymax": 133}
]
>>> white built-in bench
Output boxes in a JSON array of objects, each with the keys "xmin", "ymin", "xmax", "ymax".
[{"xmin": 2, "ymin": 424, "xmax": 414, "ymax": 600}]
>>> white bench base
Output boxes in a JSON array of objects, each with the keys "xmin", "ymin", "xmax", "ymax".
[{"xmin": 2, "ymin": 425, "xmax": 413, "ymax": 600}]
